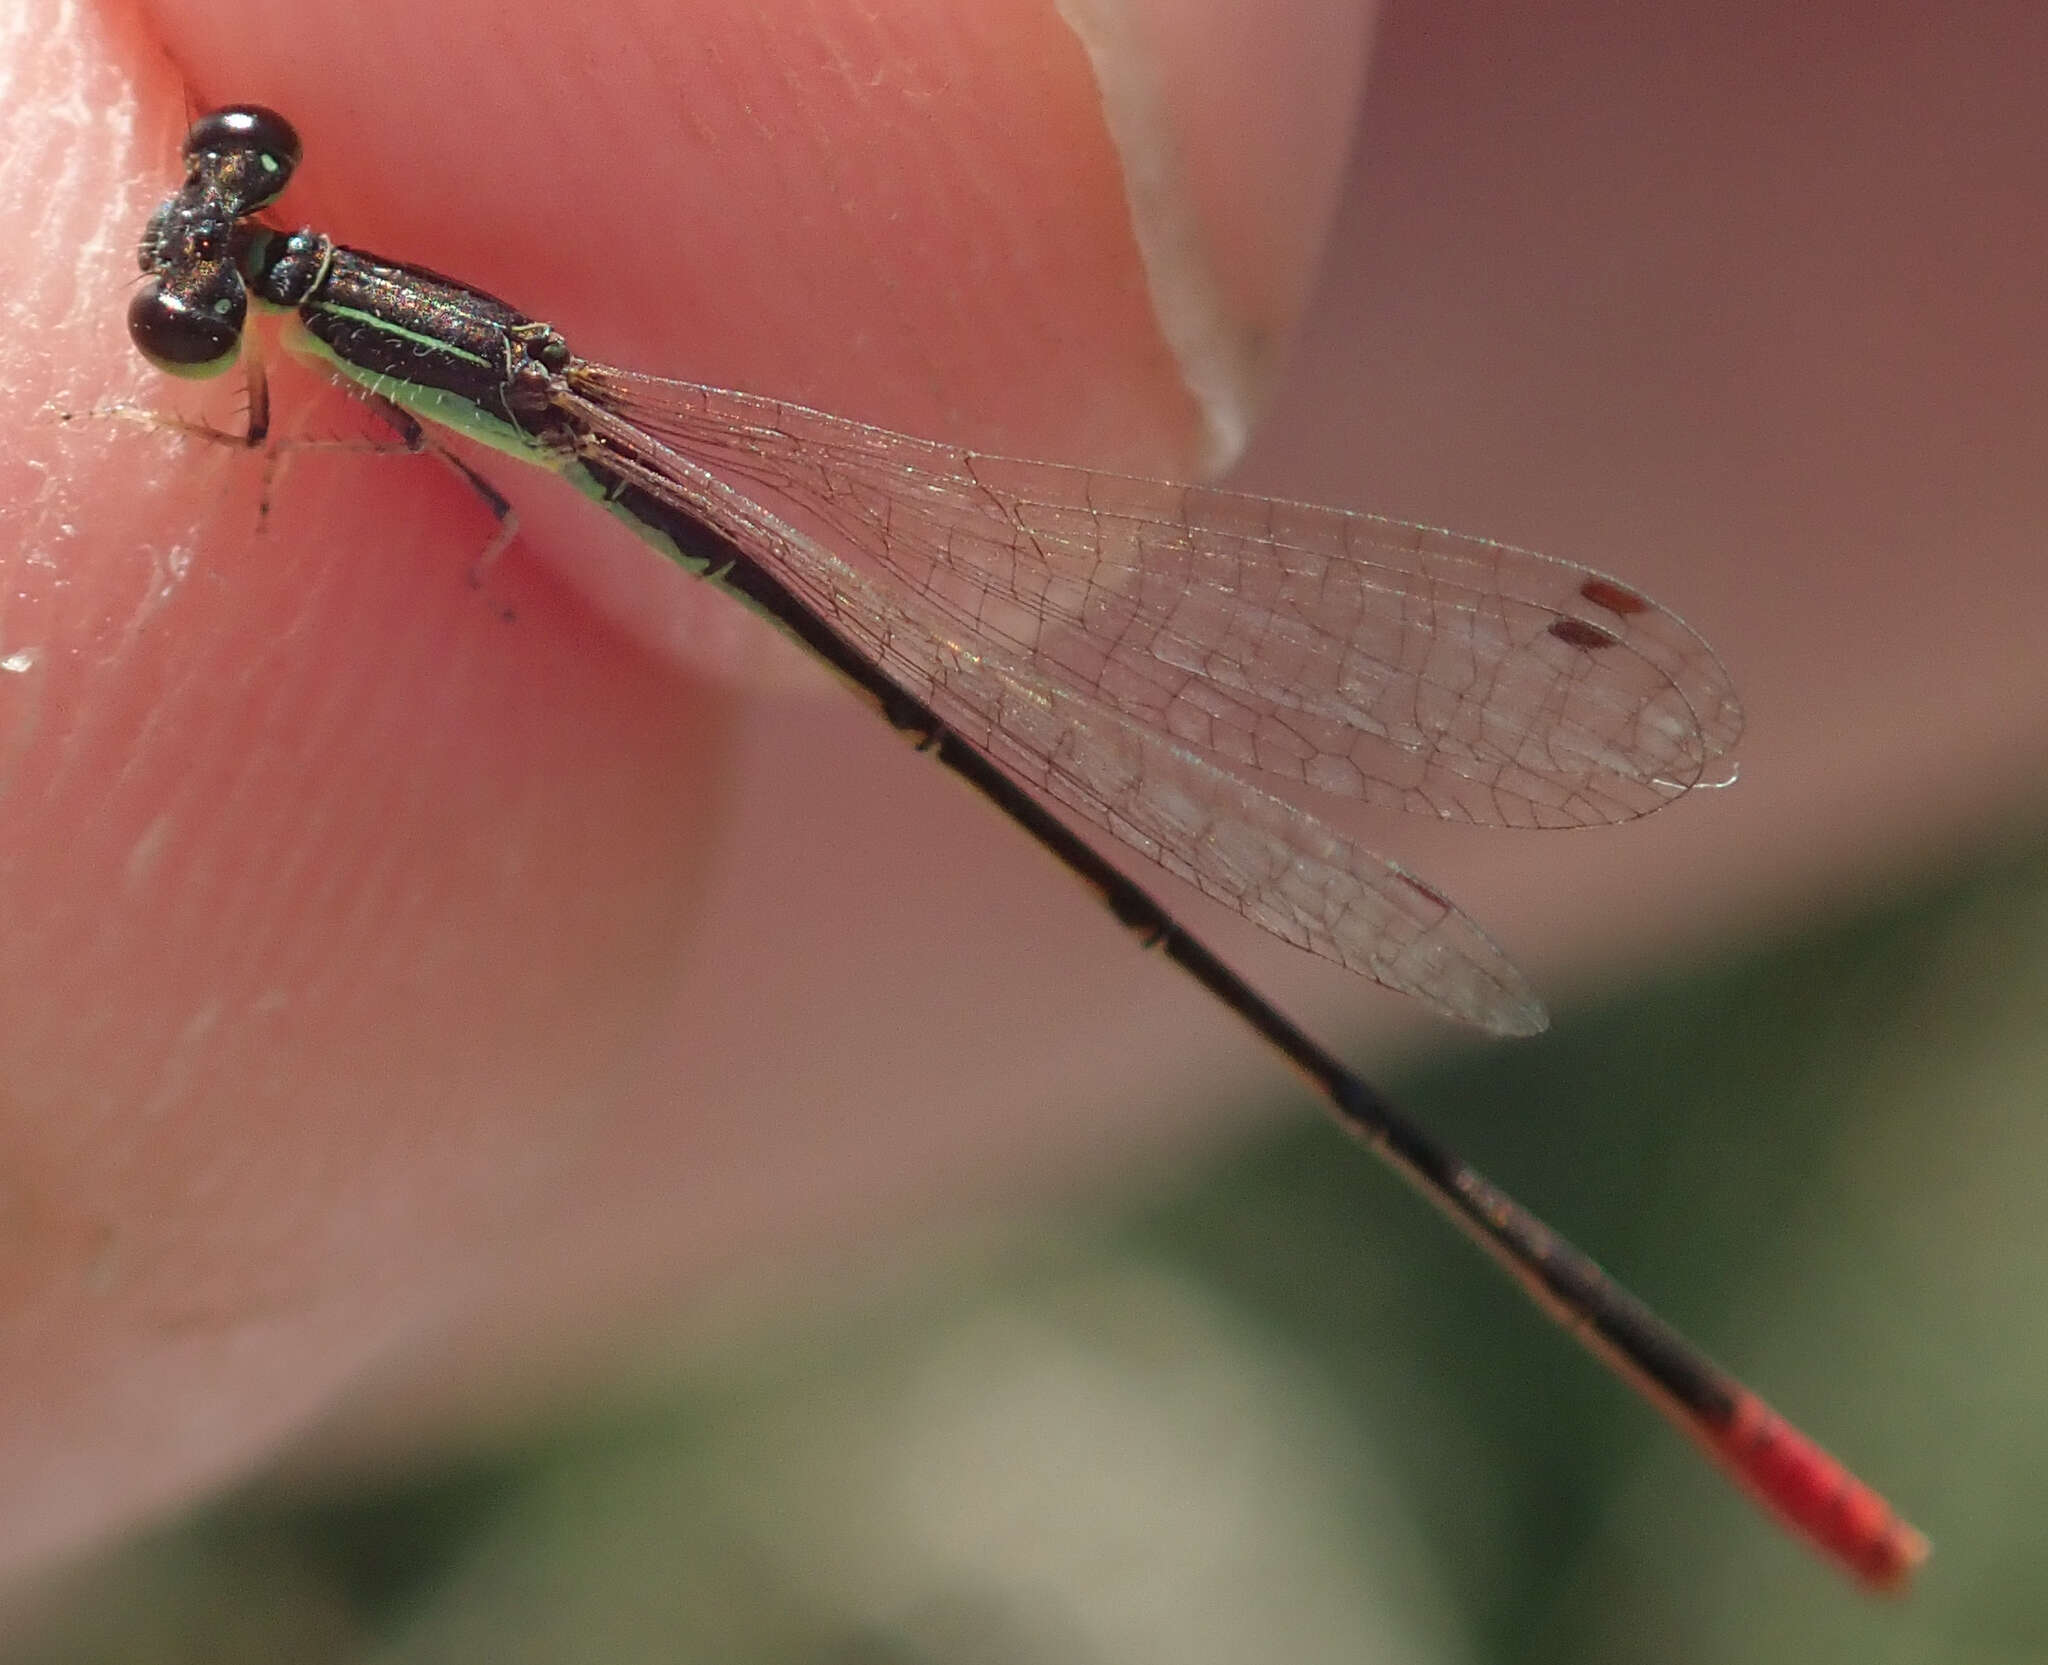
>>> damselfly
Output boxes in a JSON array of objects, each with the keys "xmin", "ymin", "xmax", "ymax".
[{"xmin": 127, "ymin": 104, "xmax": 1923, "ymax": 1588}]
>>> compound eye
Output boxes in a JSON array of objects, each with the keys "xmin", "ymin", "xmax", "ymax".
[
  {"xmin": 127, "ymin": 269, "xmax": 247, "ymax": 376},
  {"xmin": 181, "ymin": 105, "xmax": 302, "ymax": 212}
]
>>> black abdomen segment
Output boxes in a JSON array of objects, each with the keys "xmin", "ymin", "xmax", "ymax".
[{"xmin": 589, "ymin": 464, "xmax": 1746, "ymax": 1434}]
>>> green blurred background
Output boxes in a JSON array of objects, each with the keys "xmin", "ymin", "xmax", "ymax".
[{"xmin": 10, "ymin": 834, "xmax": 2043, "ymax": 1661}]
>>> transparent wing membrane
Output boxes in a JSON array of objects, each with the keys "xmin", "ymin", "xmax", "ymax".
[
  {"xmin": 579, "ymin": 372, "xmax": 1743, "ymax": 831},
  {"xmin": 565, "ymin": 382, "xmax": 1694, "ymax": 1035}
]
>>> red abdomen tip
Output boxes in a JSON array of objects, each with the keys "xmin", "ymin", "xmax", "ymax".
[{"xmin": 1715, "ymin": 1393, "xmax": 1928, "ymax": 1591}]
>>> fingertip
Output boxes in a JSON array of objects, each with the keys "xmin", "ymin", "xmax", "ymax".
[{"xmin": 134, "ymin": 0, "xmax": 1368, "ymax": 478}]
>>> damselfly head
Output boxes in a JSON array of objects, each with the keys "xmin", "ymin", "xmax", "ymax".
[{"xmin": 129, "ymin": 106, "xmax": 306, "ymax": 377}]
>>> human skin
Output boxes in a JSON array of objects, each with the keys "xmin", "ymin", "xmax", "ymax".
[
  {"xmin": 1, "ymin": 0, "xmax": 1373, "ymax": 1572},
  {"xmin": 3, "ymin": 0, "xmax": 2043, "ymax": 1579}
]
